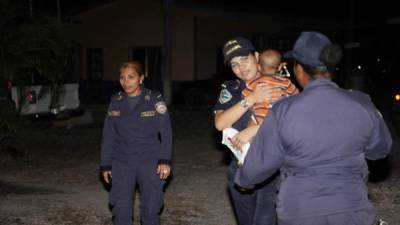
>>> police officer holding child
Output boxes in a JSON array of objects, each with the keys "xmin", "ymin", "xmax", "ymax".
[
  {"xmin": 100, "ymin": 61, "xmax": 172, "ymax": 225},
  {"xmin": 214, "ymin": 37, "xmax": 286, "ymax": 225}
]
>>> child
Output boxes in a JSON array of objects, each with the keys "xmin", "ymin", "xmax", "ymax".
[{"xmin": 242, "ymin": 49, "xmax": 298, "ymax": 124}]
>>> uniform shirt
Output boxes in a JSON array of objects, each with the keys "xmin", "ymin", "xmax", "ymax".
[
  {"xmin": 214, "ymin": 79, "xmax": 251, "ymax": 131},
  {"xmin": 100, "ymin": 88, "xmax": 173, "ymax": 171},
  {"xmin": 242, "ymin": 75, "xmax": 298, "ymax": 124},
  {"xmin": 214, "ymin": 79, "xmax": 251, "ymax": 178},
  {"xmin": 235, "ymin": 78, "xmax": 392, "ymax": 219}
]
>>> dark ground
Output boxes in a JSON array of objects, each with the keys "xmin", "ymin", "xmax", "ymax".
[{"xmin": 0, "ymin": 106, "xmax": 399, "ymax": 225}]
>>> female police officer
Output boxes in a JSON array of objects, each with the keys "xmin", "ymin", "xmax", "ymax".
[
  {"xmin": 100, "ymin": 61, "xmax": 172, "ymax": 225},
  {"xmin": 214, "ymin": 37, "xmax": 285, "ymax": 225}
]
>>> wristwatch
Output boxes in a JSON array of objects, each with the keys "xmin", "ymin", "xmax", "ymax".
[{"xmin": 239, "ymin": 98, "xmax": 250, "ymax": 109}]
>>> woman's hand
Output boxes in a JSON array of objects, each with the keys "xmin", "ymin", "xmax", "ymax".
[
  {"xmin": 157, "ymin": 164, "xmax": 171, "ymax": 180},
  {"xmin": 248, "ymin": 83, "xmax": 286, "ymax": 104},
  {"xmin": 102, "ymin": 171, "xmax": 112, "ymax": 184}
]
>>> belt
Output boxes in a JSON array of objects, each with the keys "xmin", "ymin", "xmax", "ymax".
[{"xmin": 281, "ymin": 167, "xmax": 368, "ymax": 179}]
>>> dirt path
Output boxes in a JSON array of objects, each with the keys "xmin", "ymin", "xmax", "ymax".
[{"xmin": 0, "ymin": 108, "xmax": 399, "ymax": 225}]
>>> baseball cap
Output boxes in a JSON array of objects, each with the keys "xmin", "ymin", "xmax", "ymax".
[
  {"xmin": 284, "ymin": 31, "xmax": 332, "ymax": 67},
  {"xmin": 222, "ymin": 37, "xmax": 255, "ymax": 64}
]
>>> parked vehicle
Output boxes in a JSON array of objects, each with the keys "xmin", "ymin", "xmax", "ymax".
[{"xmin": 11, "ymin": 83, "xmax": 80, "ymax": 117}]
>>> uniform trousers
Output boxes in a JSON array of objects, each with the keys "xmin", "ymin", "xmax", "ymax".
[
  {"xmin": 110, "ymin": 156, "xmax": 165, "ymax": 225},
  {"xmin": 278, "ymin": 208, "xmax": 374, "ymax": 225},
  {"xmin": 229, "ymin": 163, "xmax": 278, "ymax": 225}
]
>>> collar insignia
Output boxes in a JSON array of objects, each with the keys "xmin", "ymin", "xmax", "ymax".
[{"xmin": 140, "ymin": 111, "xmax": 156, "ymax": 117}]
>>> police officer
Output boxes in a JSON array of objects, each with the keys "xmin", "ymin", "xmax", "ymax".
[
  {"xmin": 100, "ymin": 61, "xmax": 172, "ymax": 225},
  {"xmin": 234, "ymin": 31, "xmax": 392, "ymax": 225},
  {"xmin": 214, "ymin": 37, "xmax": 284, "ymax": 225}
]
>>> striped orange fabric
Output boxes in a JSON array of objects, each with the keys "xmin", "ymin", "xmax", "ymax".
[{"xmin": 242, "ymin": 75, "xmax": 299, "ymax": 124}]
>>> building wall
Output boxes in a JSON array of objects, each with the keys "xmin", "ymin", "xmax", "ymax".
[
  {"xmin": 194, "ymin": 13, "xmax": 342, "ymax": 81},
  {"xmin": 63, "ymin": 0, "xmax": 342, "ymax": 84},
  {"xmin": 64, "ymin": 0, "xmax": 165, "ymax": 81},
  {"xmin": 172, "ymin": 9, "xmax": 194, "ymax": 81}
]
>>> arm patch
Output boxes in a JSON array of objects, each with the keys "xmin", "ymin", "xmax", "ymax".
[
  {"xmin": 155, "ymin": 101, "xmax": 167, "ymax": 114},
  {"xmin": 218, "ymin": 89, "xmax": 232, "ymax": 104}
]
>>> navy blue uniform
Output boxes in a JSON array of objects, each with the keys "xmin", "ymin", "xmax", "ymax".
[
  {"xmin": 235, "ymin": 78, "xmax": 392, "ymax": 225},
  {"xmin": 214, "ymin": 79, "xmax": 277, "ymax": 225},
  {"xmin": 100, "ymin": 88, "xmax": 172, "ymax": 225}
]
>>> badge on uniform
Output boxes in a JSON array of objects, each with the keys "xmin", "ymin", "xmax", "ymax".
[
  {"xmin": 155, "ymin": 101, "xmax": 167, "ymax": 114},
  {"xmin": 140, "ymin": 111, "xmax": 156, "ymax": 117},
  {"xmin": 218, "ymin": 89, "xmax": 232, "ymax": 104},
  {"xmin": 108, "ymin": 110, "xmax": 121, "ymax": 117},
  {"xmin": 145, "ymin": 95, "xmax": 151, "ymax": 101}
]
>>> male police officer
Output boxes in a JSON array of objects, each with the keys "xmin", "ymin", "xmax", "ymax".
[{"xmin": 234, "ymin": 31, "xmax": 392, "ymax": 225}]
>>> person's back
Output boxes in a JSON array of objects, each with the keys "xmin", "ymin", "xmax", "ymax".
[{"xmin": 272, "ymin": 78, "xmax": 387, "ymax": 219}]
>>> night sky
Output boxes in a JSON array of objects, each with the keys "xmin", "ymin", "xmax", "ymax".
[{"xmin": 27, "ymin": 0, "xmax": 400, "ymax": 23}]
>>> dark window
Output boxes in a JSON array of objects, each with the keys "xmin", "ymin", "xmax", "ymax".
[
  {"xmin": 129, "ymin": 47, "xmax": 162, "ymax": 92},
  {"xmin": 87, "ymin": 48, "xmax": 103, "ymax": 81}
]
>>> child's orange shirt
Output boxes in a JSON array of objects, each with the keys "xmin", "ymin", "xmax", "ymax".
[{"xmin": 242, "ymin": 75, "xmax": 298, "ymax": 124}]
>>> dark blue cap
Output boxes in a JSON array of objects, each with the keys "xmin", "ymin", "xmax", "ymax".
[
  {"xmin": 284, "ymin": 31, "xmax": 332, "ymax": 67},
  {"xmin": 223, "ymin": 37, "xmax": 255, "ymax": 64}
]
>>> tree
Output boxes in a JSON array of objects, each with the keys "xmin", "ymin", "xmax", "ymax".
[{"xmin": 0, "ymin": 0, "xmax": 73, "ymax": 142}]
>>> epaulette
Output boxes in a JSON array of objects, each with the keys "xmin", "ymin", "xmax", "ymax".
[
  {"xmin": 347, "ymin": 89, "xmax": 371, "ymax": 103},
  {"xmin": 222, "ymin": 79, "xmax": 241, "ymax": 90},
  {"xmin": 152, "ymin": 90, "xmax": 163, "ymax": 99},
  {"xmin": 111, "ymin": 91, "xmax": 124, "ymax": 101}
]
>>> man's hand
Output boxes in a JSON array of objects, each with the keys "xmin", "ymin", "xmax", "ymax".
[
  {"xmin": 102, "ymin": 171, "xmax": 112, "ymax": 184},
  {"xmin": 157, "ymin": 164, "xmax": 171, "ymax": 180}
]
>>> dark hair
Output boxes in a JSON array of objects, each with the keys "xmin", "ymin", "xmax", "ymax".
[
  {"xmin": 319, "ymin": 44, "xmax": 342, "ymax": 67},
  {"xmin": 295, "ymin": 60, "xmax": 332, "ymax": 79},
  {"xmin": 119, "ymin": 61, "xmax": 144, "ymax": 76},
  {"xmin": 294, "ymin": 44, "xmax": 341, "ymax": 79}
]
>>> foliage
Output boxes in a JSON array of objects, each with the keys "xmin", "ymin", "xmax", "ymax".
[
  {"xmin": 0, "ymin": 98, "xmax": 17, "ymax": 141},
  {"xmin": 1, "ymin": 16, "xmax": 73, "ymax": 86},
  {"xmin": 0, "ymin": 1, "xmax": 73, "ymax": 141}
]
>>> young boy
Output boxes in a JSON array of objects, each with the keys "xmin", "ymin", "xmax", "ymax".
[{"xmin": 242, "ymin": 49, "xmax": 298, "ymax": 124}]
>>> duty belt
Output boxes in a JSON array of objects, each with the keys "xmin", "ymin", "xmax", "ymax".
[{"xmin": 281, "ymin": 167, "xmax": 368, "ymax": 179}]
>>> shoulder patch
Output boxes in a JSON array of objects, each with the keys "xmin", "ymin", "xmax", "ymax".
[
  {"xmin": 111, "ymin": 91, "xmax": 124, "ymax": 101},
  {"xmin": 218, "ymin": 88, "xmax": 232, "ymax": 104},
  {"xmin": 155, "ymin": 101, "xmax": 167, "ymax": 114}
]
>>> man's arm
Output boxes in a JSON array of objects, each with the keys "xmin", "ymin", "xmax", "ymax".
[
  {"xmin": 364, "ymin": 106, "xmax": 392, "ymax": 160},
  {"xmin": 234, "ymin": 112, "xmax": 284, "ymax": 189}
]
